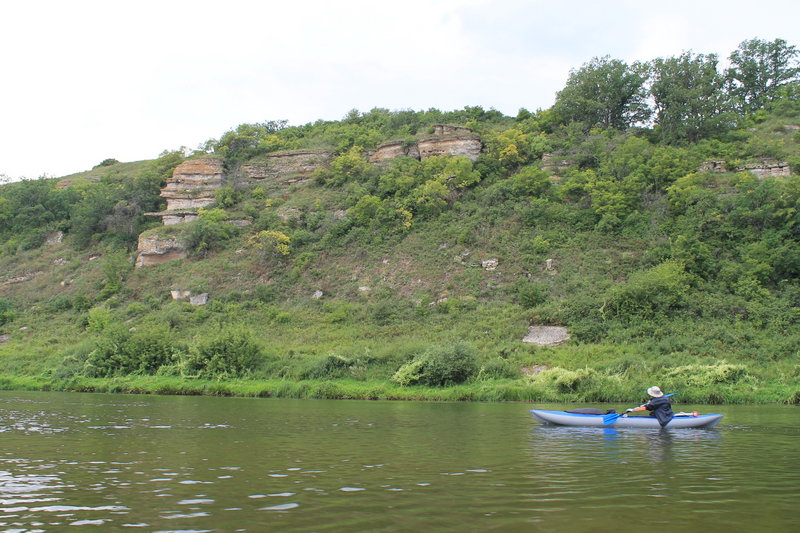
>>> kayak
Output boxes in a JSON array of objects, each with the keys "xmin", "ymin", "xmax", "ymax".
[{"xmin": 530, "ymin": 409, "xmax": 723, "ymax": 429}]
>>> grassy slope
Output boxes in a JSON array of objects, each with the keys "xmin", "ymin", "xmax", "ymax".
[{"xmin": 1, "ymin": 117, "xmax": 799, "ymax": 405}]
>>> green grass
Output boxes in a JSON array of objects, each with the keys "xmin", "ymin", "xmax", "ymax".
[{"xmin": 0, "ymin": 374, "xmax": 796, "ymax": 404}]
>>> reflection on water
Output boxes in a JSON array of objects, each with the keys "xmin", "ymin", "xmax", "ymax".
[{"xmin": 0, "ymin": 392, "xmax": 797, "ymax": 532}]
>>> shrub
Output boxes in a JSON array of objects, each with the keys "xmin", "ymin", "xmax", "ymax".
[
  {"xmin": 185, "ymin": 208, "xmax": 236, "ymax": 255},
  {"xmin": 248, "ymin": 230, "xmax": 291, "ymax": 257},
  {"xmin": 509, "ymin": 279, "xmax": 549, "ymax": 308},
  {"xmin": 606, "ymin": 260, "xmax": 691, "ymax": 317},
  {"xmin": 392, "ymin": 343, "xmax": 479, "ymax": 386},
  {"xmin": 305, "ymin": 354, "xmax": 353, "ymax": 379},
  {"xmin": 184, "ymin": 328, "xmax": 262, "ymax": 378},
  {"xmin": 477, "ymin": 358, "xmax": 520, "ymax": 380},
  {"xmin": 83, "ymin": 325, "xmax": 178, "ymax": 377},
  {"xmin": 86, "ymin": 307, "xmax": 112, "ymax": 333},
  {"xmin": 125, "ymin": 302, "xmax": 148, "ymax": 317},
  {"xmin": 663, "ymin": 361, "xmax": 749, "ymax": 387},
  {"xmin": 0, "ymin": 298, "xmax": 14, "ymax": 326}
]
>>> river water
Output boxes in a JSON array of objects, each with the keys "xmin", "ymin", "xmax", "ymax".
[{"xmin": 0, "ymin": 391, "xmax": 798, "ymax": 532}]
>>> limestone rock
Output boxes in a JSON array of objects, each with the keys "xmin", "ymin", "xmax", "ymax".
[
  {"xmin": 368, "ymin": 141, "xmax": 420, "ymax": 164},
  {"xmin": 241, "ymin": 150, "xmax": 333, "ymax": 183},
  {"xmin": 699, "ymin": 160, "xmax": 727, "ymax": 173},
  {"xmin": 44, "ymin": 231, "xmax": 64, "ymax": 245},
  {"xmin": 739, "ymin": 159, "xmax": 791, "ymax": 179},
  {"xmin": 418, "ymin": 134, "xmax": 482, "ymax": 161},
  {"xmin": 522, "ymin": 326, "xmax": 570, "ymax": 346},
  {"xmin": 312, "ymin": 290, "xmax": 324, "ymax": 299},
  {"xmin": 162, "ymin": 212, "xmax": 199, "ymax": 225},
  {"xmin": 189, "ymin": 293, "xmax": 209, "ymax": 306},
  {"xmin": 482, "ymin": 259, "xmax": 498, "ymax": 271},
  {"xmin": 160, "ymin": 158, "xmax": 225, "ymax": 211},
  {"xmin": 135, "ymin": 235, "xmax": 187, "ymax": 267}
]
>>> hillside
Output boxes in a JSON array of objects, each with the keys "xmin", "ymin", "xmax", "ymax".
[{"xmin": 2, "ymin": 41, "xmax": 800, "ymax": 404}]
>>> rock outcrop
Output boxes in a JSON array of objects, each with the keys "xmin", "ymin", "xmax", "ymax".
[
  {"xmin": 700, "ymin": 159, "xmax": 792, "ymax": 178},
  {"xmin": 418, "ymin": 133, "xmax": 482, "ymax": 161},
  {"xmin": 146, "ymin": 158, "xmax": 225, "ymax": 225},
  {"xmin": 135, "ymin": 234, "xmax": 187, "ymax": 267},
  {"xmin": 369, "ymin": 125, "xmax": 482, "ymax": 165},
  {"xmin": 368, "ymin": 141, "xmax": 420, "ymax": 164},
  {"xmin": 241, "ymin": 150, "xmax": 333, "ymax": 184},
  {"xmin": 161, "ymin": 159, "xmax": 225, "ymax": 210},
  {"xmin": 522, "ymin": 326, "xmax": 570, "ymax": 346},
  {"xmin": 740, "ymin": 160, "xmax": 792, "ymax": 179}
]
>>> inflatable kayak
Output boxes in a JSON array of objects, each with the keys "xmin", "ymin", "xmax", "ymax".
[{"xmin": 530, "ymin": 409, "xmax": 723, "ymax": 428}]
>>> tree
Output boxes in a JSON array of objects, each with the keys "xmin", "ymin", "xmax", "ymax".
[
  {"xmin": 727, "ymin": 38, "xmax": 800, "ymax": 113},
  {"xmin": 553, "ymin": 56, "xmax": 650, "ymax": 131},
  {"xmin": 650, "ymin": 52, "xmax": 732, "ymax": 144}
]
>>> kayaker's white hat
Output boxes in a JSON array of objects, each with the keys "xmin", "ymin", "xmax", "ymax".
[{"xmin": 647, "ymin": 386, "xmax": 664, "ymax": 398}]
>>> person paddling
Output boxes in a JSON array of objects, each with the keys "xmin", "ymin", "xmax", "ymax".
[{"xmin": 626, "ymin": 386, "xmax": 674, "ymax": 427}]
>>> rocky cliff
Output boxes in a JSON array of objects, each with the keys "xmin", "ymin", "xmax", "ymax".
[
  {"xmin": 241, "ymin": 150, "xmax": 334, "ymax": 184},
  {"xmin": 369, "ymin": 125, "xmax": 482, "ymax": 164}
]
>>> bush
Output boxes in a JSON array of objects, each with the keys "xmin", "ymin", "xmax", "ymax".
[
  {"xmin": 83, "ymin": 325, "xmax": 178, "ymax": 377},
  {"xmin": 0, "ymin": 298, "xmax": 14, "ymax": 326},
  {"xmin": 392, "ymin": 343, "xmax": 479, "ymax": 386},
  {"xmin": 478, "ymin": 358, "xmax": 520, "ymax": 380},
  {"xmin": 184, "ymin": 328, "xmax": 262, "ymax": 378},
  {"xmin": 305, "ymin": 354, "xmax": 353, "ymax": 379},
  {"xmin": 509, "ymin": 279, "xmax": 549, "ymax": 308},
  {"xmin": 185, "ymin": 208, "xmax": 236, "ymax": 256},
  {"xmin": 607, "ymin": 260, "xmax": 691, "ymax": 317}
]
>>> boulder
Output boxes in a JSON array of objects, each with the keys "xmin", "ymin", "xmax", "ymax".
[
  {"xmin": 522, "ymin": 326, "xmax": 570, "ymax": 346},
  {"xmin": 135, "ymin": 235, "xmax": 187, "ymax": 267},
  {"xmin": 189, "ymin": 293, "xmax": 209, "ymax": 306}
]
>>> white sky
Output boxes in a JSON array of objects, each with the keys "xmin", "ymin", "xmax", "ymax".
[{"xmin": 1, "ymin": 0, "xmax": 799, "ymax": 180}]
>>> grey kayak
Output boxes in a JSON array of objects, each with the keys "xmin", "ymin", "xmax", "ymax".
[{"xmin": 530, "ymin": 409, "xmax": 723, "ymax": 428}]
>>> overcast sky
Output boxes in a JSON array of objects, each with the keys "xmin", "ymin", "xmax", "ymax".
[{"xmin": 2, "ymin": 0, "xmax": 799, "ymax": 180}]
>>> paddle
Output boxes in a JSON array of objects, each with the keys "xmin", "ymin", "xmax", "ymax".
[{"xmin": 602, "ymin": 393, "xmax": 676, "ymax": 426}]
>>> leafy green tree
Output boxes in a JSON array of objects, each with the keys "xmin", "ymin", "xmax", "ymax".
[
  {"xmin": 553, "ymin": 56, "xmax": 650, "ymax": 131},
  {"xmin": 650, "ymin": 52, "xmax": 732, "ymax": 144},
  {"xmin": 483, "ymin": 128, "xmax": 552, "ymax": 170},
  {"xmin": 318, "ymin": 146, "xmax": 372, "ymax": 186},
  {"xmin": 727, "ymin": 38, "xmax": 800, "ymax": 113},
  {"xmin": 214, "ymin": 120, "xmax": 292, "ymax": 163}
]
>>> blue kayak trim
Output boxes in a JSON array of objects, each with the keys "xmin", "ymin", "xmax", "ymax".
[{"xmin": 530, "ymin": 409, "xmax": 723, "ymax": 428}]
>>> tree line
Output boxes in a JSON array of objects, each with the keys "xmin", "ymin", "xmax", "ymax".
[{"xmin": 550, "ymin": 38, "xmax": 799, "ymax": 143}]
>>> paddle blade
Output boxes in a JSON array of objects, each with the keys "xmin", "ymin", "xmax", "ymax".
[{"xmin": 603, "ymin": 413, "xmax": 620, "ymax": 426}]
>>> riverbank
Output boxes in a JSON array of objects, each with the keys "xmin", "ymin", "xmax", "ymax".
[{"xmin": 1, "ymin": 374, "xmax": 796, "ymax": 404}]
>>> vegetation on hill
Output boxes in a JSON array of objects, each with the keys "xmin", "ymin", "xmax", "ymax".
[{"xmin": 1, "ymin": 38, "xmax": 799, "ymax": 404}]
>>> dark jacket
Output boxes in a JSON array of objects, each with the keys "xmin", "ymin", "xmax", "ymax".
[{"xmin": 645, "ymin": 396, "xmax": 674, "ymax": 427}]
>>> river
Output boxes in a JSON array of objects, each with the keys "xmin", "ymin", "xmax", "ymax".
[{"xmin": 0, "ymin": 391, "xmax": 798, "ymax": 532}]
